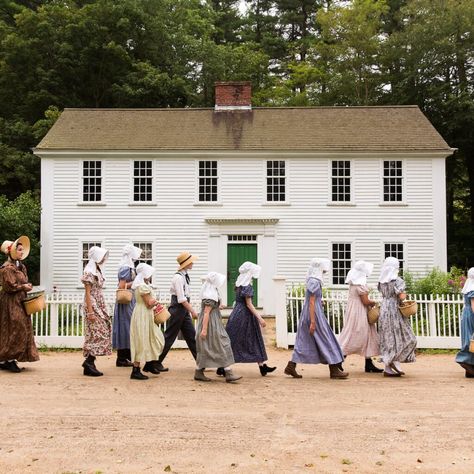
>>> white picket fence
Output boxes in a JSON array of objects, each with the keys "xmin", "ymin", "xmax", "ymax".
[
  {"xmin": 277, "ymin": 282, "xmax": 465, "ymax": 349},
  {"xmin": 32, "ymin": 291, "xmax": 202, "ymax": 348}
]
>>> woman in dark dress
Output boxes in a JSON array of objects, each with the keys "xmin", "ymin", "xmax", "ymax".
[
  {"xmin": 0, "ymin": 236, "xmax": 39, "ymax": 373},
  {"xmin": 225, "ymin": 262, "xmax": 276, "ymax": 376}
]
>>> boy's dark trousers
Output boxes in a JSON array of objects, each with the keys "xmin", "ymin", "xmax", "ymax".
[{"xmin": 157, "ymin": 295, "xmax": 197, "ymax": 364}]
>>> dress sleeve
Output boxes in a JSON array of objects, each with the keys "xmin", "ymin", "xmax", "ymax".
[
  {"xmin": 394, "ymin": 278, "xmax": 406, "ymax": 295},
  {"xmin": 118, "ymin": 266, "xmax": 132, "ymax": 281},
  {"xmin": 306, "ymin": 278, "xmax": 322, "ymax": 298},
  {"xmin": 173, "ymin": 274, "xmax": 187, "ymax": 303},
  {"xmin": 81, "ymin": 272, "xmax": 95, "ymax": 286},
  {"xmin": 240, "ymin": 285, "xmax": 254, "ymax": 298},
  {"xmin": 0, "ymin": 266, "xmax": 25, "ymax": 293},
  {"xmin": 466, "ymin": 291, "xmax": 474, "ymax": 300},
  {"xmin": 138, "ymin": 284, "xmax": 152, "ymax": 295},
  {"xmin": 356, "ymin": 285, "xmax": 369, "ymax": 296}
]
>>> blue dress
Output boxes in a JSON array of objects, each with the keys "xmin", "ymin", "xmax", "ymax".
[
  {"xmin": 112, "ymin": 266, "xmax": 136, "ymax": 350},
  {"xmin": 455, "ymin": 291, "xmax": 474, "ymax": 366},
  {"xmin": 226, "ymin": 285, "xmax": 267, "ymax": 363},
  {"xmin": 292, "ymin": 277, "xmax": 344, "ymax": 365}
]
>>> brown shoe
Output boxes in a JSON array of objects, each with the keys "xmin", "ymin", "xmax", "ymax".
[
  {"xmin": 284, "ymin": 361, "xmax": 302, "ymax": 378},
  {"xmin": 329, "ymin": 364, "xmax": 349, "ymax": 379},
  {"xmin": 390, "ymin": 362, "xmax": 405, "ymax": 376},
  {"xmin": 458, "ymin": 362, "xmax": 474, "ymax": 376},
  {"xmin": 383, "ymin": 371, "xmax": 401, "ymax": 377},
  {"xmin": 225, "ymin": 369, "xmax": 242, "ymax": 383},
  {"xmin": 194, "ymin": 369, "xmax": 211, "ymax": 382}
]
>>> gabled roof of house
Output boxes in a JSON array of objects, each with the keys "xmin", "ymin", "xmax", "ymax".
[{"xmin": 35, "ymin": 106, "xmax": 452, "ymax": 152}]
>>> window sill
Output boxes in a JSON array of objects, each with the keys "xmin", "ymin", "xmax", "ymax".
[
  {"xmin": 261, "ymin": 202, "xmax": 291, "ymax": 207},
  {"xmin": 128, "ymin": 202, "xmax": 157, "ymax": 207},
  {"xmin": 77, "ymin": 202, "xmax": 106, "ymax": 207},
  {"xmin": 327, "ymin": 202, "xmax": 356, "ymax": 207},
  {"xmin": 193, "ymin": 202, "xmax": 223, "ymax": 207},
  {"xmin": 378, "ymin": 202, "xmax": 408, "ymax": 207}
]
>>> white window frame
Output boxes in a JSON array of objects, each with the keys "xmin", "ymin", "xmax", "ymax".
[
  {"xmin": 195, "ymin": 160, "xmax": 221, "ymax": 205},
  {"xmin": 130, "ymin": 160, "xmax": 155, "ymax": 205},
  {"xmin": 380, "ymin": 159, "xmax": 406, "ymax": 205},
  {"xmin": 331, "ymin": 241, "xmax": 353, "ymax": 286},
  {"xmin": 78, "ymin": 159, "xmax": 105, "ymax": 205},
  {"xmin": 383, "ymin": 241, "xmax": 406, "ymax": 274},
  {"xmin": 133, "ymin": 242, "xmax": 154, "ymax": 267},
  {"xmin": 328, "ymin": 159, "xmax": 355, "ymax": 205},
  {"xmin": 263, "ymin": 159, "xmax": 290, "ymax": 205}
]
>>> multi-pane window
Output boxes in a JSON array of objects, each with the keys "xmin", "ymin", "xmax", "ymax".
[
  {"xmin": 82, "ymin": 242, "xmax": 101, "ymax": 269},
  {"xmin": 228, "ymin": 235, "xmax": 257, "ymax": 242},
  {"xmin": 384, "ymin": 243, "xmax": 404, "ymax": 273},
  {"xmin": 133, "ymin": 242, "xmax": 153, "ymax": 267},
  {"xmin": 332, "ymin": 243, "xmax": 352, "ymax": 285},
  {"xmin": 331, "ymin": 160, "xmax": 351, "ymax": 202},
  {"xmin": 82, "ymin": 161, "xmax": 102, "ymax": 202},
  {"xmin": 198, "ymin": 161, "xmax": 218, "ymax": 202},
  {"xmin": 133, "ymin": 161, "xmax": 153, "ymax": 202},
  {"xmin": 383, "ymin": 160, "xmax": 403, "ymax": 202},
  {"xmin": 266, "ymin": 160, "xmax": 286, "ymax": 202}
]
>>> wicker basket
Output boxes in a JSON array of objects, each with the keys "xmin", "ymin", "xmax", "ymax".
[
  {"xmin": 116, "ymin": 289, "xmax": 133, "ymax": 304},
  {"xmin": 469, "ymin": 337, "xmax": 474, "ymax": 354},
  {"xmin": 367, "ymin": 304, "xmax": 380, "ymax": 324},
  {"xmin": 399, "ymin": 300, "xmax": 418, "ymax": 317},
  {"xmin": 154, "ymin": 304, "xmax": 171, "ymax": 325},
  {"xmin": 23, "ymin": 294, "xmax": 46, "ymax": 315}
]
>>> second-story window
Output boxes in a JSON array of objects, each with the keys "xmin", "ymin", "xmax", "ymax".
[
  {"xmin": 331, "ymin": 160, "xmax": 351, "ymax": 202},
  {"xmin": 383, "ymin": 160, "xmax": 403, "ymax": 202},
  {"xmin": 82, "ymin": 161, "xmax": 102, "ymax": 202},
  {"xmin": 198, "ymin": 161, "xmax": 218, "ymax": 202},
  {"xmin": 266, "ymin": 160, "xmax": 286, "ymax": 202},
  {"xmin": 133, "ymin": 161, "xmax": 153, "ymax": 202}
]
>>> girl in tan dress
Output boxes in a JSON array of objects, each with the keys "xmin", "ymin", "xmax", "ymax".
[
  {"xmin": 338, "ymin": 260, "xmax": 383, "ymax": 373},
  {"xmin": 0, "ymin": 236, "xmax": 39, "ymax": 372}
]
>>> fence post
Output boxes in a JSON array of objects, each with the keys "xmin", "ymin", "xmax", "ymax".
[
  {"xmin": 428, "ymin": 294, "xmax": 437, "ymax": 338},
  {"xmin": 50, "ymin": 297, "xmax": 59, "ymax": 337},
  {"xmin": 273, "ymin": 275, "xmax": 288, "ymax": 349}
]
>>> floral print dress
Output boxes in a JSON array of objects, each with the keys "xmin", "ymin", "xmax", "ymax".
[
  {"xmin": 81, "ymin": 271, "xmax": 112, "ymax": 358},
  {"xmin": 377, "ymin": 278, "xmax": 416, "ymax": 365}
]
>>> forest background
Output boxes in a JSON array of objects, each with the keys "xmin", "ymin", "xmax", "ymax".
[{"xmin": 0, "ymin": 0, "xmax": 473, "ymax": 283}]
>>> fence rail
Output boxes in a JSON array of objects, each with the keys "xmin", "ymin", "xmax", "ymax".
[
  {"xmin": 281, "ymin": 284, "xmax": 464, "ymax": 349},
  {"xmin": 32, "ymin": 291, "xmax": 202, "ymax": 348}
]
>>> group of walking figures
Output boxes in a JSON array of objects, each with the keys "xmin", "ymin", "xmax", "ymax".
[{"xmin": 1, "ymin": 235, "xmax": 474, "ymax": 381}]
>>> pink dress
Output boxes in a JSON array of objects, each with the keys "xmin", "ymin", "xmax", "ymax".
[{"xmin": 338, "ymin": 284, "xmax": 380, "ymax": 357}]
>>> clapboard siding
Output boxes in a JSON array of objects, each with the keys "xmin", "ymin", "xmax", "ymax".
[{"xmin": 40, "ymin": 153, "xmax": 447, "ymax": 310}]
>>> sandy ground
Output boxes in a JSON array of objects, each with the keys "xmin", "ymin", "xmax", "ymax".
[{"xmin": 1, "ymin": 335, "xmax": 473, "ymax": 474}]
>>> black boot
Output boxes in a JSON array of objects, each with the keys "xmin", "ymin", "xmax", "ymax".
[
  {"xmin": 131, "ymin": 366, "xmax": 148, "ymax": 380},
  {"xmin": 259, "ymin": 364, "xmax": 277, "ymax": 376},
  {"xmin": 82, "ymin": 356, "xmax": 103, "ymax": 377},
  {"xmin": 116, "ymin": 349, "xmax": 133, "ymax": 367},
  {"xmin": 143, "ymin": 361, "xmax": 160, "ymax": 374},
  {"xmin": 216, "ymin": 367, "xmax": 225, "ymax": 376},
  {"xmin": 4, "ymin": 360, "xmax": 22, "ymax": 373},
  {"xmin": 365, "ymin": 358, "xmax": 383, "ymax": 373}
]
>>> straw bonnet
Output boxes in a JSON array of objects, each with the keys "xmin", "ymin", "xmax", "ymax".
[
  {"xmin": 1, "ymin": 235, "xmax": 30, "ymax": 260},
  {"xmin": 177, "ymin": 251, "xmax": 198, "ymax": 270}
]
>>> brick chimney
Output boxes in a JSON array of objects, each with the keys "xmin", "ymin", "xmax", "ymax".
[{"xmin": 214, "ymin": 81, "xmax": 252, "ymax": 111}]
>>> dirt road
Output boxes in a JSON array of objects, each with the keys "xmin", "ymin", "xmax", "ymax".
[{"xmin": 0, "ymin": 348, "xmax": 473, "ymax": 474}]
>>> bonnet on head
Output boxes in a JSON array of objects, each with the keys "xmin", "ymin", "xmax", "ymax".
[
  {"xmin": 462, "ymin": 267, "xmax": 474, "ymax": 294},
  {"xmin": 119, "ymin": 244, "xmax": 142, "ymax": 269},
  {"xmin": 306, "ymin": 258, "xmax": 331, "ymax": 282},
  {"xmin": 132, "ymin": 263, "xmax": 155, "ymax": 290},
  {"xmin": 235, "ymin": 262, "xmax": 261, "ymax": 287},
  {"xmin": 83, "ymin": 246, "xmax": 109, "ymax": 277},
  {"xmin": 345, "ymin": 260, "xmax": 374, "ymax": 285},
  {"xmin": 200, "ymin": 272, "xmax": 226, "ymax": 302},
  {"xmin": 378, "ymin": 257, "xmax": 399, "ymax": 283}
]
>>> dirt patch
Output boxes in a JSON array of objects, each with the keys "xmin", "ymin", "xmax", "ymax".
[{"xmin": 0, "ymin": 344, "xmax": 473, "ymax": 473}]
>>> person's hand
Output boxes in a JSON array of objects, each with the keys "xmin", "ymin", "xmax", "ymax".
[
  {"xmin": 23, "ymin": 283, "xmax": 33, "ymax": 292},
  {"xmin": 191, "ymin": 310, "xmax": 198, "ymax": 319},
  {"xmin": 259, "ymin": 318, "xmax": 266, "ymax": 328},
  {"xmin": 309, "ymin": 321, "xmax": 316, "ymax": 335},
  {"xmin": 200, "ymin": 329, "xmax": 207, "ymax": 339},
  {"xmin": 86, "ymin": 311, "xmax": 96, "ymax": 323},
  {"xmin": 219, "ymin": 304, "xmax": 225, "ymax": 310}
]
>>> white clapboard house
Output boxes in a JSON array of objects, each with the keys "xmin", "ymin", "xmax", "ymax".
[{"xmin": 34, "ymin": 82, "xmax": 454, "ymax": 314}]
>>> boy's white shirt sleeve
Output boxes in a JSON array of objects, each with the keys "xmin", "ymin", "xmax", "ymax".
[{"xmin": 172, "ymin": 273, "xmax": 187, "ymax": 303}]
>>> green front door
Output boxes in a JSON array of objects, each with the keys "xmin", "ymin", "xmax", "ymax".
[{"xmin": 227, "ymin": 244, "xmax": 258, "ymax": 306}]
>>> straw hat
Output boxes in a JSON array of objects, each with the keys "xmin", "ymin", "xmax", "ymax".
[
  {"xmin": 177, "ymin": 251, "xmax": 198, "ymax": 270},
  {"xmin": 1, "ymin": 235, "xmax": 30, "ymax": 260}
]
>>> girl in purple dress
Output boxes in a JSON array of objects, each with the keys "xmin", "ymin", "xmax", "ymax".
[
  {"xmin": 284, "ymin": 258, "xmax": 348, "ymax": 379},
  {"xmin": 225, "ymin": 262, "xmax": 276, "ymax": 376}
]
